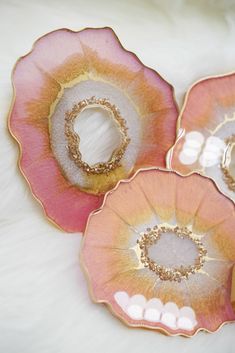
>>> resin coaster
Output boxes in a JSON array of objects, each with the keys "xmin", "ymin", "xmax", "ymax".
[
  {"xmin": 168, "ymin": 72, "xmax": 235, "ymax": 203},
  {"xmin": 81, "ymin": 168, "xmax": 235, "ymax": 336},
  {"xmin": 8, "ymin": 27, "xmax": 178, "ymax": 232}
]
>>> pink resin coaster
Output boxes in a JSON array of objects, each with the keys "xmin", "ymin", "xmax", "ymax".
[
  {"xmin": 81, "ymin": 168, "xmax": 235, "ymax": 336},
  {"xmin": 9, "ymin": 27, "xmax": 178, "ymax": 232},
  {"xmin": 168, "ymin": 72, "xmax": 235, "ymax": 204}
]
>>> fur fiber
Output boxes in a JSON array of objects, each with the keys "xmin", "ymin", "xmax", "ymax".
[{"xmin": 0, "ymin": 0, "xmax": 235, "ymax": 352}]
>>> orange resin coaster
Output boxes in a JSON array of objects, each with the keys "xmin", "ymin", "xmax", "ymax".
[
  {"xmin": 168, "ymin": 73, "xmax": 235, "ymax": 203},
  {"xmin": 8, "ymin": 27, "xmax": 178, "ymax": 233},
  {"xmin": 81, "ymin": 168, "xmax": 235, "ymax": 336}
]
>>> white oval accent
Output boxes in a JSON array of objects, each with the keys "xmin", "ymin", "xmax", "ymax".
[
  {"xmin": 201, "ymin": 150, "xmax": 218, "ymax": 159},
  {"xmin": 144, "ymin": 308, "xmax": 161, "ymax": 322},
  {"xmin": 179, "ymin": 150, "xmax": 198, "ymax": 165},
  {"xmin": 179, "ymin": 306, "xmax": 196, "ymax": 321},
  {"xmin": 184, "ymin": 140, "xmax": 202, "ymax": 149},
  {"xmin": 144, "ymin": 298, "xmax": 163, "ymax": 323},
  {"xmin": 114, "ymin": 291, "xmax": 129, "ymax": 311},
  {"xmin": 177, "ymin": 306, "xmax": 197, "ymax": 331},
  {"xmin": 185, "ymin": 131, "xmax": 204, "ymax": 146},
  {"xmin": 163, "ymin": 302, "xmax": 180, "ymax": 316},
  {"xmin": 182, "ymin": 147, "xmax": 199, "ymax": 157},
  {"xmin": 161, "ymin": 302, "xmax": 179, "ymax": 329},
  {"xmin": 177, "ymin": 317, "xmax": 194, "ymax": 330},
  {"xmin": 129, "ymin": 294, "xmax": 146, "ymax": 307},
  {"xmin": 199, "ymin": 152, "xmax": 220, "ymax": 167},
  {"xmin": 127, "ymin": 304, "xmax": 144, "ymax": 320},
  {"xmin": 126, "ymin": 294, "xmax": 146, "ymax": 320},
  {"xmin": 204, "ymin": 144, "xmax": 224, "ymax": 154},
  {"xmin": 146, "ymin": 298, "xmax": 163, "ymax": 310},
  {"xmin": 161, "ymin": 312, "xmax": 177, "ymax": 329},
  {"xmin": 113, "ymin": 292, "xmax": 198, "ymax": 331}
]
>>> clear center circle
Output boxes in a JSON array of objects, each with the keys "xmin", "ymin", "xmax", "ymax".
[
  {"xmin": 74, "ymin": 106, "xmax": 122, "ymax": 166},
  {"xmin": 148, "ymin": 231, "xmax": 199, "ymax": 268}
]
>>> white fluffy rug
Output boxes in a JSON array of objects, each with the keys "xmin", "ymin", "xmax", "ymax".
[{"xmin": 1, "ymin": 0, "xmax": 235, "ymax": 352}]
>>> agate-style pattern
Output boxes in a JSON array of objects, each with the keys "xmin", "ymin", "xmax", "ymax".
[
  {"xmin": 9, "ymin": 27, "xmax": 178, "ymax": 232},
  {"xmin": 82, "ymin": 168, "xmax": 235, "ymax": 336}
]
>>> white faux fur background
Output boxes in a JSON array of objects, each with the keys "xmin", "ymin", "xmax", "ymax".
[{"xmin": 1, "ymin": 0, "xmax": 235, "ymax": 352}]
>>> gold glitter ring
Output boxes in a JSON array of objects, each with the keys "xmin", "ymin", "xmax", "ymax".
[
  {"xmin": 221, "ymin": 135, "xmax": 235, "ymax": 192},
  {"xmin": 137, "ymin": 225, "xmax": 207, "ymax": 282},
  {"xmin": 65, "ymin": 97, "xmax": 130, "ymax": 175}
]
